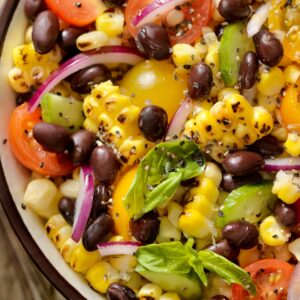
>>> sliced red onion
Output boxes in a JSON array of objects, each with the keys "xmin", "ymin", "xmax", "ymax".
[
  {"xmin": 97, "ymin": 241, "xmax": 142, "ymax": 257},
  {"xmin": 263, "ymin": 157, "xmax": 300, "ymax": 172},
  {"xmin": 132, "ymin": 0, "xmax": 191, "ymax": 28},
  {"xmin": 71, "ymin": 166, "xmax": 94, "ymax": 242},
  {"xmin": 288, "ymin": 263, "xmax": 300, "ymax": 300},
  {"xmin": 247, "ymin": 2, "xmax": 271, "ymax": 38},
  {"xmin": 165, "ymin": 98, "xmax": 194, "ymax": 140},
  {"xmin": 28, "ymin": 46, "xmax": 144, "ymax": 112}
]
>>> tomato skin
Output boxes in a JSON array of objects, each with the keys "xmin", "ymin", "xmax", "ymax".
[
  {"xmin": 8, "ymin": 103, "xmax": 74, "ymax": 177},
  {"xmin": 44, "ymin": 0, "xmax": 105, "ymax": 27},
  {"xmin": 232, "ymin": 259, "xmax": 294, "ymax": 300},
  {"xmin": 125, "ymin": 0, "xmax": 212, "ymax": 45}
]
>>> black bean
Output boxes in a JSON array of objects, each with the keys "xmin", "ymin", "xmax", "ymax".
[
  {"xmin": 274, "ymin": 201, "xmax": 296, "ymax": 227},
  {"xmin": 188, "ymin": 63, "xmax": 213, "ymax": 99},
  {"xmin": 24, "ymin": 0, "xmax": 45, "ymax": 21},
  {"xmin": 247, "ymin": 135, "xmax": 284, "ymax": 158},
  {"xmin": 69, "ymin": 130, "xmax": 96, "ymax": 166},
  {"xmin": 239, "ymin": 51, "xmax": 259, "ymax": 89},
  {"xmin": 207, "ymin": 239, "xmax": 239, "ymax": 261},
  {"xmin": 222, "ymin": 221, "xmax": 259, "ymax": 249},
  {"xmin": 135, "ymin": 24, "xmax": 170, "ymax": 60},
  {"xmin": 210, "ymin": 296, "xmax": 229, "ymax": 300},
  {"xmin": 70, "ymin": 65, "xmax": 111, "ymax": 94},
  {"xmin": 130, "ymin": 211, "xmax": 160, "ymax": 244},
  {"xmin": 253, "ymin": 28, "xmax": 283, "ymax": 67},
  {"xmin": 91, "ymin": 146, "xmax": 121, "ymax": 185},
  {"xmin": 33, "ymin": 122, "xmax": 71, "ymax": 153},
  {"xmin": 218, "ymin": 0, "xmax": 250, "ymax": 21},
  {"xmin": 223, "ymin": 151, "xmax": 264, "ymax": 176},
  {"xmin": 90, "ymin": 184, "xmax": 112, "ymax": 219},
  {"xmin": 292, "ymin": 223, "xmax": 300, "ymax": 238},
  {"xmin": 221, "ymin": 172, "xmax": 262, "ymax": 192},
  {"xmin": 58, "ymin": 197, "xmax": 75, "ymax": 225},
  {"xmin": 107, "ymin": 283, "xmax": 137, "ymax": 300},
  {"xmin": 32, "ymin": 10, "xmax": 59, "ymax": 54},
  {"xmin": 58, "ymin": 26, "xmax": 88, "ymax": 53},
  {"xmin": 138, "ymin": 105, "xmax": 168, "ymax": 142},
  {"xmin": 82, "ymin": 213, "xmax": 114, "ymax": 251},
  {"xmin": 104, "ymin": 0, "xmax": 126, "ymax": 6},
  {"xmin": 215, "ymin": 24, "xmax": 225, "ymax": 41}
]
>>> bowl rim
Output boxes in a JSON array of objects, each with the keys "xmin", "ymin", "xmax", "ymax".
[{"xmin": 0, "ymin": 1, "xmax": 85, "ymax": 299}]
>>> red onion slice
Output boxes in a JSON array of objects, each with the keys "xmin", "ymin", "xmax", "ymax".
[
  {"xmin": 71, "ymin": 166, "xmax": 94, "ymax": 242},
  {"xmin": 132, "ymin": 0, "xmax": 191, "ymax": 27},
  {"xmin": 263, "ymin": 157, "xmax": 300, "ymax": 172},
  {"xmin": 28, "ymin": 46, "xmax": 144, "ymax": 112},
  {"xmin": 165, "ymin": 97, "xmax": 194, "ymax": 140},
  {"xmin": 288, "ymin": 262, "xmax": 300, "ymax": 300},
  {"xmin": 97, "ymin": 241, "xmax": 142, "ymax": 257}
]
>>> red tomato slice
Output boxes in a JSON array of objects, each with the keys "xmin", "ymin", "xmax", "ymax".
[
  {"xmin": 44, "ymin": 0, "xmax": 105, "ymax": 27},
  {"xmin": 8, "ymin": 103, "xmax": 74, "ymax": 177},
  {"xmin": 232, "ymin": 259, "xmax": 294, "ymax": 300},
  {"xmin": 125, "ymin": 0, "xmax": 212, "ymax": 45}
]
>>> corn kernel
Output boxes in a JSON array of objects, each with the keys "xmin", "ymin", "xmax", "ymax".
[
  {"xmin": 196, "ymin": 110, "xmax": 222, "ymax": 140},
  {"xmin": 167, "ymin": 202, "xmax": 183, "ymax": 229},
  {"xmin": 45, "ymin": 214, "xmax": 68, "ymax": 239},
  {"xmin": 257, "ymin": 67, "xmax": 284, "ymax": 96},
  {"xmin": 108, "ymin": 255, "xmax": 137, "ymax": 273},
  {"xmin": 205, "ymin": 43, "xmax": 220, "ymax": 74},
  {"xmin": 83, "ymin": 118, "xmax": 99, "ymax": 133},
  {"xmin": 185, "ymin": 195, "xmax": 214, "ymax": 219},
  {"xmin": 259, "ymin": 216, "xmax": 291, "ymax": 246},
  {"xmin": 159, "ymin": 293, "xmax": 181, "ymax": 300},
  {"xmin": 288, "ymin": 238, "xmax": 300, "ymax": 261},
  {"xmin": 172, "ymin": 44, "xmax": 201, "ymax": 70},
  {"xmin": 60, "ymin": 238, "xmax": 80, "ymax": 263},
  {"xmin": 271, "ymin": 125, "xmax": 288, "ymax": 141},
  {"xmin": 138, "ymin": 283, "xmax": 163, "ymax": 300},
  {"xmin": 52, "ymin": 225, "xmax": 72, "ymax": 250},
  {"xmin": 283, "ymin": 64, "xmax": 300, "ymax": 83},
  {"xmin": 285, "ymin": 133, "xmax": 300, "ymax": 157},
  {"xmin": 257, "ymin": 93, "xmax": 278, "ymax": 112},
  {"xmin": 109, "ymin": 235, "xmax": 125, "ymax": 242},
  {"xmin": 96, "ymin": 11, "xmax": 124, "ymax": 37},
  {"xmin": 157, "ymin": 217, "xmax": 181, "ymax": 243},
  {"xmin": 218, "ymin": 87, "xmax": 239, "ymax": 102},
  {"xmin": 251, "ymin": 106, "xmax": 274, "ymax": 138},
  {"xmin": 210, "ymin": 101, "xmax": 237, "ymax": 131},
  {"xmin": 76, "ymin": 31, "xmax": 109, "ymax": 51},
  {"xmin": 191, "ymin": 177, "xmax": 219, "ymax": 204},
  {"xmin": 59, "ymin": 179, "xmax": 79, "ymax": 199}
]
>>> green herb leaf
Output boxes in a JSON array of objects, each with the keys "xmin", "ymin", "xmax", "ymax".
[
  {"xmin": 125, "ymin": 140, "xmax": 205, "ymax": 219},
  {"xmin": 188, "ymin": 257, "xmax": 208, "ymax": 287},
  {"xmin": 198, "ymin": 250, "xmax": 256, "ymax": 295}
]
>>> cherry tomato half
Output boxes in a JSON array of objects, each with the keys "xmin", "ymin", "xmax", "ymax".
[
  {"xmin": 8, "ymin": 103, "xmax": 74, "ymax": 176},
  {"xmin": 232, "ymin": 259, "xmax": 294, "ymax": 300}
]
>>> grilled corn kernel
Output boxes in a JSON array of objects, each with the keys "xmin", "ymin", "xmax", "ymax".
[
  {"xmin": 59, "ymin": 179, "xmax": 79, "ymax": 199},
  {"xmin": 86, "ymin": 261, "xmax": 119, "ymax": 293},
  {"xmin": 25, "ymin": 26, "xmax": 33, "ymax": 43},
  {"xmin": 210, "ymin": 101, "xmax": 237, "ymax": 131},
  {"xmin": 77, "ymin": 31, "xmax": 108, "ymax": 51},
  {"xmin": 8, "ymin": 67, "xmax": 31, "ymax": 93},
  {"xmin": 60, "ymin": 238, "xmax": 80, "ymax": 263},
  {"xmin": 191, "ymin": 177, "xmax": 219, "ymax": 204},
  {"xmin": 185, "ymin": 195, "xmax": 214, "ymax": 219},
  {"xmin": 271, "ymin": 125, "xmax": 289, "ymax": 141},
  {"xmin": 259, "ymin": 216, "xmax": 290, "ymax": 246},
  {"xmin": 178, "ymin": 209, "xmax": 210, "ymax": 238},
  {"xmin": 167, "ymin": 202, "xmax": 183, "ymax": 229},
  {"xmin": 205, "ymin": 43, "xmax": 220, "ymax": 74},
  {"xmin": 157, "ymin": 217, "xmax": 181, "ymax": 243},
  {"xmin": 196, "ymin": 110, "xmax": 222, "ymax": 140},
  {"xmin": 45, "ymin": 214, "xmax": 68, "ymax": 239},
  {"xmin": 70, "ymin": 244, "xmax": 101, "ymax": 273},
  {"xmin": 235, "ymin": 123, "xmax": 258, "ymax": 145},
  {"xmin": 138, "ymin": 283, "xmax": 163, "ymax": 300},
  {"xmin": 52, "ymin": 225, "xmax": 72, "ymax": 250},
  {"xmin": 257, "ymin": 67, "xmax": 284, "ymax": 96},
  {"xmin": 24, "ymin": 178, "xmax": 59, "ymax": 219},
  {"xmin": 83, "ymin": 118, "xmax": 99, "ymax": 133},
  {"xmin": 251, "ymin": 106, "xmax": 274, "ymax": 139},
  {"xmin": 272, "ymin": 170, "xmax": 300, "ymax": 204},
  {"xmin": 159, "ymin": 293, "xmax": 181, "ymax": 300},
  {"xmin": 172, "ymin": 44, "xmax": 202, "ymax": 70},
  {"xmin": 288, "ymin": 238, "xmax": 300, "ymax": 261},
  {"xmin": 284, "ymin": 64, "xmax": 300, "ymax": 83},
  {"xmin": 95, "ymin": 11, "xmax": 124, "ymax": 37},
  {"xmin": 218, "ymin": 87, "xmax": 239, "ymax": 102},
  {"xmin": 285, "ymin": 133, "xmax": 300, "ymax": 156},
  {"xmin": 108, "ymin": 255, "xmax": 137, "ymax": 274},
  {"xmin": 257, "ymin": 93, "xmax": 278, "ymax": 112}
]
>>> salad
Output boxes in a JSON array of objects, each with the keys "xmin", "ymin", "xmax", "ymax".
[{"xmin": 5, "ymin": 0, "xmax": 300, "ymax": 299}]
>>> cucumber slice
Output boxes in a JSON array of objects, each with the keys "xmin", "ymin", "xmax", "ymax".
[
  {"xmin": 219, "ymin": 22, "xmax": 254, "ymax": 87},
  {"xmin": 215, "ymin": 181, "xmax": 277, "ymax": 227},
  {"xmin": 41, "ymin": 93, "xmax": 84, "ymax": 132}
]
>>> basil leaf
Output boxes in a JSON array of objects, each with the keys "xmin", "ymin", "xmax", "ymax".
[
  {"xmin": 188, "ymin": 257, "xmax": 208, "ymax": 287},
  {"xmin": 125, "ymin": 140, "xmax": 205, "ymax": 219},
  {"xmin": 135, "ymin": 242, "xmax": 191, "ymax": 274},
  {"xmin": 198, "ymin": 250, "xmax": 256, "ymax": 295}
]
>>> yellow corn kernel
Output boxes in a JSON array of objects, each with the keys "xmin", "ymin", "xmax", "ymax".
[
  {"xmin": 86, "ymin": 261, "xmax": 119, "ymax": 293},
  {"xmin": 195, "ymin": 110, "xmax": 222, "ymax": 140},
  {"xmin": 108, "ymin": 255, "xmax": 137, "ymax": 273},
  {"xmin": 210, "ymin": 75, "xmax": 225, "ymax": 98},
  {"xmin": 203, "ymin": 163, "xmax": 222, "ymax": 187},
  {"xmin": 93, "ymin": 80, "xmax": 119, "ymax": 98},
  {"xmin": 60, "ymin": 238, "xmax": 80, "ymax": 263},
  {"xmin": 8, "ymin": 67, "xmax": 31, "ymax": 93},
  {"xmin": 159, "ymin": 293, "xmax": 181, "ymax": 300},
  {"xmin": 83, "ymin": 118, "xmax": 99, "ymax": 133},
  {"xmin": 259, "ymin": 216, "xmax": 290, "ymax": 246},
  {"xmin": 24, "ymin": 178, "xmax": 59, "ymax": 219},
  {"xmin": 157, "ymin": 217, "xmax": 181, "ymax": 243},
  {"xmin": 167, "ymin": 202, "xmax": 183, "ymax": 229},
  {"xmin": 96, "ymin": 11, "xmax": 124, "ymax": 37},
  {"xmin": 284, "ymin": 64, "xmax": 300, "ymax": 83},
  {"xmin": 251, "ymin": 106, "xmax": 274, "ymax": 139},
  {"xmin": 272, "ymin": 170, "xmax": 300, "ymax": 204},
  {"xmin": 178, "ymin": 209, "xmax": 210, "ymax": 238},
  {"xmin": 218, "ymin": 87, "xmax": 239, "ymax": 102},
  {"xmin": 45, "ymin": 214, "xmax": 68, "ymax": 239},
  {"xmin": 138, "ymin": 283, "xmax": 163, "ymax": 300},
  {"xmin": 109, "ymin": 235, "xmax": 125, "ymax": 242},
  {"xmin": 271, "ymin": 125, "xmax": 288, "ymax": 141},
  {"xmin": 59, "ymin": 179, "xmax": 79, "ymax": 199},
  {"xmin": 285, "ymin": 133, "xmax": 300, "ymax": 157},
  {"xmin": 69, "ymin": 244, "xmax": 100, "ymax": 273},
  {"xmin": 172, "ymin": 43, "xmax": 201, "ymax": 70},
  {"xmin": 257, "ymin": 93, "xmax": 278, "ymax": 112},
  {"xmin": 205, "ymin": 43, "xmax": 220, "ymax": 74},
  {"xmin": 52, "ymin": 225, "xmax": 72, "ymax": 250},
  {"xmin": 194, "ymin": 41, "xmax": 208, "ymax": 59},
  {"xmin": 235, "ymin": 123, "xmax": 258, "ymax": 145},
  {"xmin": 288, "ymin": 238, "xmax": 300, "ymax": 261},
  {"xmin": 210, "ymin": 101, "xmax": 237, "ymax": 131},
  {"xmin": 257, "ymin": 67, "xmax": 284, "ymax": 96},
  {"xmin": 185, "ymin": 195, "xmax": 214, "ymax": 219},
  {"xmin": 77, "ymin": 31, "xmax": 108, "ymax": 51},
  {"xmin": 191, "ymin": 177, "xmax": 219, "ymax": 204}
]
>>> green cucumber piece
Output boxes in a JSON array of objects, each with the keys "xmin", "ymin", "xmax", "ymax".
[
  {"xmin": 41, "ymin": 93, "xmax": 84, "ymax": 132},
  {"xmin": 215, "ymin": 181, "xmax": 277, "ymax": 227},
  {"xmin": 219, "ymin": 22, "xmax": 254, "ymax": 87}
]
